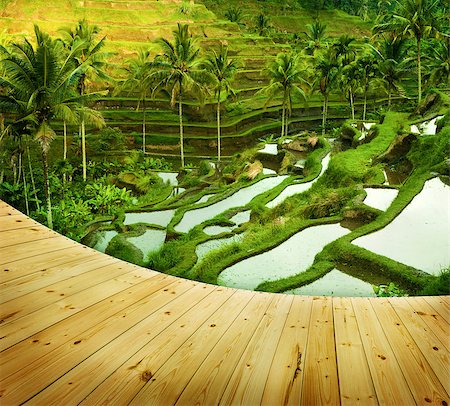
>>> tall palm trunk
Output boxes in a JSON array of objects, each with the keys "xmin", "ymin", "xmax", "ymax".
[
  {"xmin": 178, "ymin": 82, "xmax": 185, "ymax": 168},
  {"xmin": 363, "ymin": 83, "xmax": 368, "ymax": 121},
  {"xmin": 322, "ymin": 94, "xmax": 328, "ymax": 136},
  {"xmin": 285, "ymin": 110, "xmax": 289, "ymax": 137},
  {"xmin": 142, "ymin": 99, "xmax": 146, "ymax": 153},
  {"xmin": 26, "ymin": 140, "xmax": 40, "ymax": 211},
  {"xmin": 417, "ymin": 36, "xmax": 422, "ymax": 105},
  {"xmin": 81, "ymin": 118, "xmax": 87, "ymax": 181},
  {"xmin": 42, "ymin": 148, "xmax": 53, "ymax": 229},
  {"xmin": 217, "ymin": 90, "xmax": 221, "ymax": 162},
  {"xmin": 22, "ymin": 157, "xmax": 30, "ymax": 216},
  {"xmin": 80, "ymin": 77, "xmax": 87, "ymax": 181},
  {"xmin": 63, "ymin": 121, "xmax": 67, "ymax": 161},
  {"xmin": 281, "ymin": 104, "xmax": 285, "ymax": 137},
  {"xmin": 63, "ymin": 120, "xmax": 67, "ymax": 183},
  {"xmin": 350, "ymin": 89, "xmax": 355, "ymax": 120},
  {"xmin": 388, "ymin": 86, "xmax": 392, "ymax": 108}
]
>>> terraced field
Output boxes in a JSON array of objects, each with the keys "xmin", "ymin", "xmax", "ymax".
[{"xmin": 0, "ymin": 0, "xmax": 379, "ymax": 160}]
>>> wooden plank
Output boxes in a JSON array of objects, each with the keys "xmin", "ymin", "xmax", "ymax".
[
  {"xmin": 0, "ymin": 236, "xmax": 79, "ymax": 264},
  {"xmin": 0, "ymin": 214, "xmax": 40, "ymax": 231},
  {"xmin": 407, "ymin": 297, "xmax": 450, "ymax": 352},
  {"xmin": 0, "ymin": 203, "xmax": 21, "ymax": 216},
  {"xmin": 0, "ymin": 245, "xmax": 99, "ymax": 284},
  {"xmin": 218, "ymin": 294, "xmax": 293, "ymax": 406},
  {"xmin": 333, "ymin": 297, "xmax": 378, "ymax": 405},
  {"xmin": 0, "ymin": 226, "xmax": 59, "ymax": 248},
  {"xmin": 389, "ymin": 297, "xmax": 450, "ymax": 395},
  {"xmin": 80, "ymin": 284, "xmax": 228, "ymax": 405},
  {"xmin": 130, "ymin": 289, "xmax": 253, "ymax": 406},
  {"xmin": 0, "ymin": 252, "xmax": 108, "ymax": 302},
  {"xmin": 28, "ymin": 281, "xmax": 217, "ymax": 405},
  {"xmin": 174, "ymin": 292, "xmax": 273, "ymax": 406},
  {"xmin": 372, "ymin": 298, "xmax": 449, "ymax": 404},
  {"xmin": 352, "ymin": 297, "xmax": 415, "ymax": 404},
  {"xmin": 0, "ymin": 256, "xmax": 121, "ymax": 324},
  {"xmin": 1, "ymin": 278, "xmax": 196, "ymax": 405},
  {"xmin": 423, "ymin": 296, "xmax": 450, "ymax": 322},
  {"xmin": 301, "ymin": 296, "xmax": 340, "ymax": 405},
  {"xmin": 0, "ymin": 270, "xmax": 166, "ymax": 377},
  {"xmin": 261, "ymin": 295, "xmax": 313, "ymax": 405},
  {"xmin": 0, "ymin": 265, "xmax": 156, "ymax": 351}
]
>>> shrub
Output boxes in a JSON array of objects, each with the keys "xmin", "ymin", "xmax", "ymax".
[
  {"xmin": 225, "ymin": 6, "xmax": 243, "ymax": 23},
  {"xmin": 419, "ymin": 268, "xmax": 450, "ymax": 296}
]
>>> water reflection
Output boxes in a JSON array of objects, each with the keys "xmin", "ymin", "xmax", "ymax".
[
  {"xmin": 93, "ymin": 230, "xmax": 118, "ymax": 252},
  {"xmin": 124, "ymin": 210, "xmax": 175, "ymax": 227},
  {"xmin": 354, "ymin": 178, "xmax": 449, "ymax": 274},
  {"xmin": 285, "ymin": 269, "xmax": 376, "ymax": 297},
  {"xmin": 266, "ymin": 154, "xmax": 331, "ymax": 209},
  {"xmin": 218, "ymin": 223, "xmax": 349, "ymax": 290},
  {"xmin": 196, "ymin": 234, "xmax": 245, "ymax": 261},
  {"xmin": 127, "ymin": 229, "xmax": 166, "ymax": 262},
  {"xmin": 175, "ymin": 175, "xmax": 288, "ymax": 233},
  {"xmin": 363, "ymin": 188, "xmax": 398, "ymax": 211}
]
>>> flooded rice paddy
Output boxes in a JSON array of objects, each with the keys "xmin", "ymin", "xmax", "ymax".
[
  {"xmin": 285, "ymin": 269, "xmax": 376, "ymax": 297},
  {"xmin": 174, "ymin": 175, "xmax": 288, "ymax": 233},
  {"xmin": 196, "ymin": 234, "xmax": 245, "ymax": 261},
  {"xmin": 218, "ymin": 223, "xmax": 349, "ymax": 290},
  {"xmin": 93, "ymin": 230, "xmax": 118, "ymax": 252},
  {"xmin": 127, "ymin": 229, "xmax": 166, "ymax": 262},
  {"xmin": 123, "ymin": 210, "xmax": 175, "ymax": 227},
  {"xmin": 354, "ymin": 177, "xmax": 449, "ymax": 275},
  {"xmin": 363, "ymin": 188, "xmax": 398, "ymax": 211},
  {"xmin": 266, "ymin": 154, "xmax": 330, "ymax": 209}
]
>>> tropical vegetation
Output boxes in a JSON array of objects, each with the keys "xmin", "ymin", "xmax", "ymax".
[{"xmin": 0, "ymin": 0, "xmax": 448, "ymax": 296}]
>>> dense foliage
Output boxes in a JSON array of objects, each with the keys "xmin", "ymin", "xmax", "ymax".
[{"xmin": 0, "ymin": 0, "xmax": 448, "ymax": 295}]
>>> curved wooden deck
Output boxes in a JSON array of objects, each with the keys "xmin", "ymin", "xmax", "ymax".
[{"xmin": 0, "ymin": 200, "xmax": 449, "ymax": 405}]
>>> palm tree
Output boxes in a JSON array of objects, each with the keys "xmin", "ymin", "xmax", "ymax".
[
  {"xmin": 261, "ymin": 52, "xmax": 307, "ymax": 138},
  {"xmin": 424, "ymin": 39, "xmax": 450, "ymax": 87},
  {"xmin": 152, "ymin": 23, "xmax": 204, "ymax": 168},
  {"xmin": 303, "ymin": 20, "xmax": 328, "ymax": 55},
  {"xmin": 340, "ymin": 62, "xmax": 360, "ymax": 120},
  {"xmin": 314, "ymin": 50, "xmax": 339, "ymax": 135},
  {"xmin": 372, "ymin": 34, "xmax": 409, "ymax": 107},
  {"xmin": 60, "ymin": 19, "xmax": 110, "ymax": 181},
  {"xmin": 332, "ymin": 34, "xmax": 357, "ymax": 67},
  {"xmin": 354, "ymin": 52, "xmax": 378, "ymax": 120},
  {"xmin": 254, "ymin": 14, "xmax": 271, "ymax": 37},
  {"xmin": 0, "ymin": 25, "xmax": 85, "ymax": 228},
  {"xmin": 121, "ymin": 50, "xmax": 153, "ymax": 153},
  {"xmin": 203, "ymin": 45, "xmax": 240, "ymax": 162},
  {"xmin": 373, "ymin": 0, "xmax": 441, "ymax": 105}
]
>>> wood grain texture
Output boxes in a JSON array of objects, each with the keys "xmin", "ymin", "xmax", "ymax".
[
  {"xmin": 333, "ymin": 297, "xmax": 378, "ymax": 405},
  {"xmin": 0, "ymin": 201, "xmax": 449, "ymax": 405}
]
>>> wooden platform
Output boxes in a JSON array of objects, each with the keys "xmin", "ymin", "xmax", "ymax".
[{"xmin": 0, "ymin": 200, "xmax": 449, "ymax": 405}]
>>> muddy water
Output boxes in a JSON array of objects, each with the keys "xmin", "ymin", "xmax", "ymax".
[
  {"xmin": 266, "ymin": 154, "xmax": 331, "ymax": 209},
  {"xmin": 285, "ymin": 269, "xmax": 376, "ymax": 297},
  {"xmin": 354, "ymin": 177, "xmax": 450, "ymax": 275},
  {"xmin": 363, "ymin": 188, "xmax": 398, "ymax": 211},
  {"xmin": 124, "ymin": 210, "xmax": 175, "ymax": 227},
  {"xmin": 174, "ymin": 175, "xmax": 288, "ymax": 233},
  {"xmin": 218, "ymin": 223, "xmax": 349, "ymax": 290},
  {"xmin": 127, "ymin": 229, "xmax": 166, "ymax": 262}
]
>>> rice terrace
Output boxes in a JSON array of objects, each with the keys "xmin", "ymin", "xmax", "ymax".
[{"xmin": 0, "ymin": 0, "xmax": 449, "ymax": 404}]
